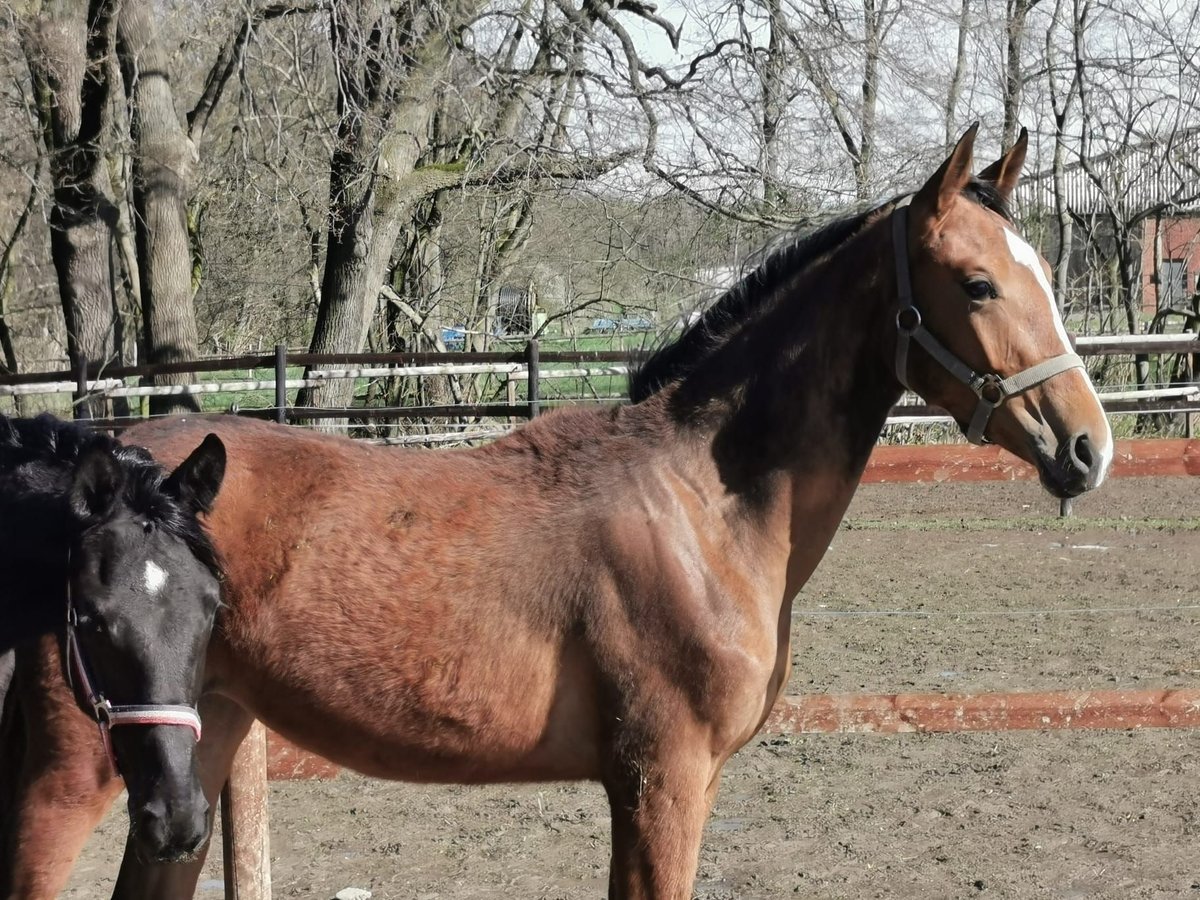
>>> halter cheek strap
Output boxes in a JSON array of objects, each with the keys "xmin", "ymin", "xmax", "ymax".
[
  {"xmin": 65, "ymin": 588, "xmax": 202, "ymax": 777},
  {"xmin": 891, "ymin": 196, "xmax": 1085, "ymax": 445}
]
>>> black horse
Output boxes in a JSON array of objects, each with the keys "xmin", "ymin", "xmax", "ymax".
[{"xmin": 0, "ymin": 413, "xmax": 226, "ymax": 865}]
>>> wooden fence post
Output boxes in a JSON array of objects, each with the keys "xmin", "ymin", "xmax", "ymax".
[
  {"xmin": 221, "ymin": 720, "xmax": 271, "ymax": 900},
  {"xmin": 274, "ymin": 344, "xmax": 287, "ymax": 425},
  {"xmin": 526, "ymin": 338, "xmax": 540, "ymax": 419},
  {"xmin": 73, "ymin": 355, "xmax": 90, "ymax": 421}
]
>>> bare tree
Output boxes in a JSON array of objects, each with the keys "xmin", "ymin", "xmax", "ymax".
[
  {"xmin": 788, "ymin": 0, "xmax": 898, "ymax": 201},
  {"xmin": 0, "ymin": 158, "xmax": 40, "ymax": 383},
  {"xmin": 295, "ymin": 0, "xmax": 468, "ymax": 413},
  {"xmin": 1002, "ymin": 0, "xmax": 1042, "ymax": 149},
  {"xmin": 115, "ymin": 0, "xmax": 203, "ymax": 411},
  {"xmin": 20, "ymin": 0, "xmax": 120, "ymax": 408},
  {"xmin": 296, "ymin": 0, "xmax": 672, "ymax": 415},
  {"xmin": 1044, "ymin": 0, "xmax": 1083, "ymax": 300},
  {"xmin": 944, "ymin": 0, "xmax": 971, "ymax": 146}
]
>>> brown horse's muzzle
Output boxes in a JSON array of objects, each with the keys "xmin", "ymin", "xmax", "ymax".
[{"xmin": 1040, "ymin": 430, "xmax": 1106, "ymax": 497}]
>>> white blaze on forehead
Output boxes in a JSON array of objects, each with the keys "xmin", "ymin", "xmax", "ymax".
[
  {"xmin": 144, "ymin": 560, "xmax": 168, "ymax": 597},
  {"xmin": 1003, "ymin": 228, "xmax": 1073, "ymax": 353},
  {"xmin": 1003, "ymin": 227, "xmax": 1114, "ymax": 484}
]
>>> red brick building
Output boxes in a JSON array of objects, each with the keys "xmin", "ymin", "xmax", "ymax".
[
  {"xmin": 1014, "ymin": 128, "xmax": 1200, "ymax": 318},
  {"xmin": 1141, "ymin": 215, "xmax": 1200, "ymax": 314}
]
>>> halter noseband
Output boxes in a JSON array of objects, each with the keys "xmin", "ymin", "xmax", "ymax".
[
  {"xmin": 65, "ymin": 568, "xmax": 202, "ymax": 777},
  {"xmin": 890, "ymin": 196, "xmax": 1085, "ymax": 445}
]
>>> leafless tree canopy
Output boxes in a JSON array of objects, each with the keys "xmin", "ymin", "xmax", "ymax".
[{"xmin": 0, "ymin": 0, "xmax": 1195, "ymax": 407}]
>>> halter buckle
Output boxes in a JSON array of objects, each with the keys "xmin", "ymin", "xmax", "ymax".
[
  {"xmin": 92, "ymin": 695, "xmax": 114, "ymax": 724},
  {"xmin": 896, "ymin": 306, "xmax": 922, "ymax": 335},
  {"xmin": 977, "ymin": 373, "xmax": 1006, "ymax": 406}
]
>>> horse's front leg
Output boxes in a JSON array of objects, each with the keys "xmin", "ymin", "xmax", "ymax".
[
  {"xmin": 111, "ymin": 693, "xmax": 254, "ymax": 900},
  {"xmin": 604, "ymin": 730, "xmax": 723, "ymax": 900}
]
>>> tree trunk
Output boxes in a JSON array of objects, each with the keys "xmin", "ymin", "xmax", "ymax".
[
  {"xmin": 115, "ymin": 0, "xmax": 202, "ymax": 414},
  {"xmin": 296, "ymin": 0, "xmax": 463, "ymax": 418},
  {"xmin": 1002, "ymin": 0, "xmax": 1036, "ymax": 149},
  {"xmin": 760, "ymin": 0, "xmax": 789, "ymax": 211},
  {"xmin": 944, "ymin": 0, "xmax": 971, "ymax": 146},
  {"xmin": 22, "ymin": 0, "xmax": 120, "ymax": 415},
  {"xmin": 858, "ymin": 0, "xmax": 882, "ymax": 200},
  {"xmin": 0, "ymin": 166, "xmax": 41, "ymax": 389},
  {"xmin": 1051, "ymin": 131, "xmax": 1074, "ymax": 303}
]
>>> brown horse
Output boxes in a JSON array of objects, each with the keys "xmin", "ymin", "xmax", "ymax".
[{"xmin": 2, "ymin": 126, "xmax": 1111, "ymax": 899}]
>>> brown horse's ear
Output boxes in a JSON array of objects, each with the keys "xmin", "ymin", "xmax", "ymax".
[
  {"xmin": 164, "ymin": 434, "xmax": 226, "ymax": 515},
  {"xmin": 978, "ymin": 126, "xmax": 1028, "ymax": 203},
  {"xmin": 912, "ymin": 122, "xmax": 979, "ymax": 227}
]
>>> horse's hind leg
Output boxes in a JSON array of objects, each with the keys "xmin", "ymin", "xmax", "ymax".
[
  {"xmin": 1, "ymin": 642, "xmax": 123, "ymax": 900},
  {"xmin": 604, "ymin": 740, "xmax": 722, "ymax": 900},
  {"xmin": 111, "ymin": 693, "xmax": 253, "ymax": 900}
]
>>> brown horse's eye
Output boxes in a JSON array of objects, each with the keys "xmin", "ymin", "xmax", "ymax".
[{"xmin": 963, "ymin": 278, "xmax": 996, "ymax": 300}]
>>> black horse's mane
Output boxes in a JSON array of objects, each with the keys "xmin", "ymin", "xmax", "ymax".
[
  {"xmin": 0, "ymin": 413, "xmax": 221, "ymax": 577},
  {"xmin": 629, "ymin": 180, "xmax": 1010, "ymax": 402}
]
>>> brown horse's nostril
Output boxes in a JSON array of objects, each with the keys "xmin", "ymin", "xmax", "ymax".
[{"xmin": 1069, "ymin": 432, "xmax": 1095, "ymax": 473}]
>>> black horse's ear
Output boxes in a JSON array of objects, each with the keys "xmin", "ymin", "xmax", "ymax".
[
  {"xmin": 164, "ymin": 434, "xmax": 226, "ymax": 515},
  {"xmin": 70, "ymin": 445, "xmax": 125, "ymax": 522}
]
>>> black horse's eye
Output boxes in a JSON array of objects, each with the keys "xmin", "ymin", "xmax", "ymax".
[
  {"xmin": 74, "ymin": 611, "xmax": 104, "ymax": 633},
  {"xmin": 964, "ymin": 278, "xmax": 996, "ymax": 300}
]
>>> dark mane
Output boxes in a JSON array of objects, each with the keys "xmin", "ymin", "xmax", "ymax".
[
  {"xmin": 963, "ymin": 178, "xmax": 1012, "ymax": 221},
  {"xmin": 0, "ymin": 413, "xmax": 221, "ymax": 578},
  {"xmin": 628, "ymin": 179, "xmax": 1010, "ymax": 402}
]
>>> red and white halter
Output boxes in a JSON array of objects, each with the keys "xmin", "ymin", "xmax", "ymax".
[{"xmin": 65, "ymin": 575, "xmax": 203, "ymax": 776}]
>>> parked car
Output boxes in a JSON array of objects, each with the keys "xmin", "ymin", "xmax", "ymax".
[
  {"xmin": 586, "ymin": 315, "xmax": 654, "ymax": 334},
  {"xmin": 440, "ymin": 326, "xmax": 467, "ymax": 350}
]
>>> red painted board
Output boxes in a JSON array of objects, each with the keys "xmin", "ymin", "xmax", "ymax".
[
  {"xmin": 266, "ymin": 732, "xmax": 341, "ymax": 780},
  {"xmin": 765, "ymin": 689, "xmax": 1200, "ymax": 734},
  {"xmin": 862, "ymin": 438, "xmax": 1200, "ymax": 483},
  {"xmin": 263, "ymin": 688, "xmax": 1200, "ymax": 780}
]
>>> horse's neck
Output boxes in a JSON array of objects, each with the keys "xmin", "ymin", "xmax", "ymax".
[
  {"xmin": 676, "ymin": 220, "xmax": 901, "ymax": 598},
  {"xmin": 0, "ymin": 565, "xmax": 63, "ymax": 650},
  {"xmin": 0, "ymin": 495, "xmax": 69, "ymax": 648}
]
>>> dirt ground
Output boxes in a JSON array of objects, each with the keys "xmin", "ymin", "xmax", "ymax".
[{"xmin": 66, "ymin": 476, "xmax": 1200, "ymax": 899}]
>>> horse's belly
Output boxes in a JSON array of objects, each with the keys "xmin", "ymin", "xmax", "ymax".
[{"xmin": 222, "ymin": 629, "xmax": 603, "ymax": 784}]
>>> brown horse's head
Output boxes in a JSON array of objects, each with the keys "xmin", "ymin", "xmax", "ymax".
[{"xmin": 897, "ymin": 124, "xmax": 1112, "ymax": 497}]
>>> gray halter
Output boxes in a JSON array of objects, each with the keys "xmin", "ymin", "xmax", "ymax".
[{"xmin": 890, "ymin": 196, "xmax": 1085, "ymax": 445}]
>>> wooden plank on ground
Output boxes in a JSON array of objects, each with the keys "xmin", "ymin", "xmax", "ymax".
[
  {"xmin": 862, "ymin": 438, "xmax": 1200, "ymax": 483},
  {"xmin": 266, "ymin": 732, "xmax": 342, "ymax": 780},
  {"xmin": 765, "ymin": 689, "xmax": 1200, "ymax": 734},
  {"xmin": 261, "ymin": 689, "xmax": 1200, "ymax": 781}
]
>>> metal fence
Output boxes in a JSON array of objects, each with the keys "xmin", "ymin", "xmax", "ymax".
[{"xmin": 1, "ymin": 333, "xmax": 1197, "ymax": 441}]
